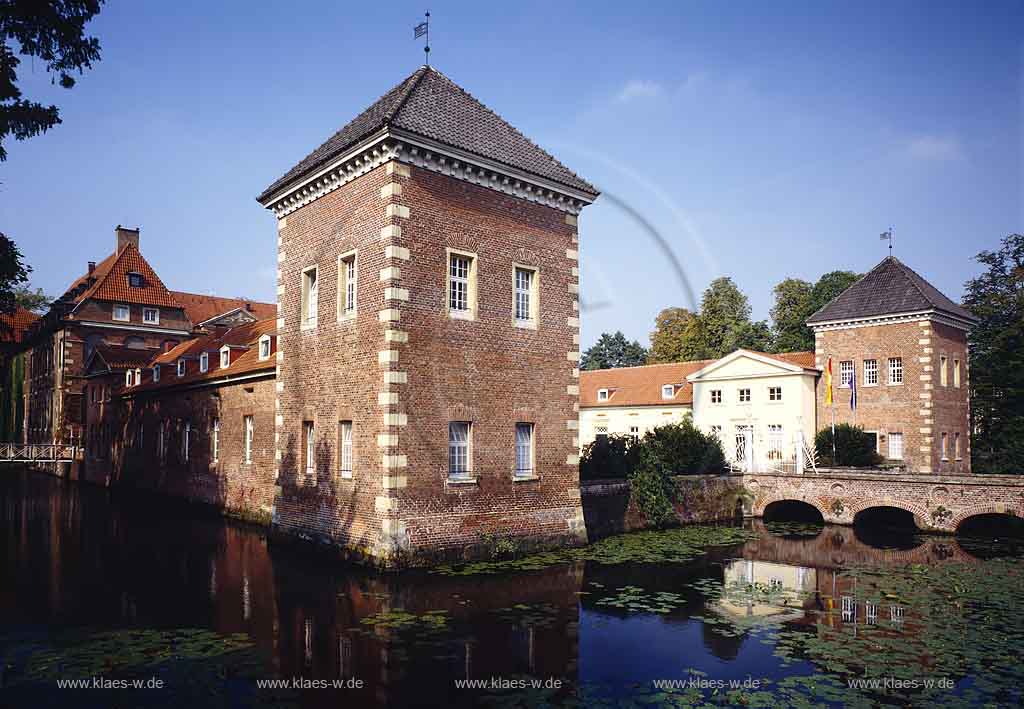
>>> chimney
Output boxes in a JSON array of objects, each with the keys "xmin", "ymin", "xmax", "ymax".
[
  {"xmin": 245, "ymin": 302, "xmax": 253, "ymax": 312},
  {"xmin": 116, "ymin": 225, "xmax": 140, "ymax": 252},
  {"xmin": 87, "ymin": 261, "xmax": 96, "ymax": 275}
]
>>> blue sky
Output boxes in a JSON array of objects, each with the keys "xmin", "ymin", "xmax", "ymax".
[{"xmin": 2, "ymin": 1, "xmax": 1020, "ymax": 349}]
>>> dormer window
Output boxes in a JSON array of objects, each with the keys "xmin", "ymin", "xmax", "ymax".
[
  {"xmin": 143, "ymin": 308, "xmax": 159, "ymax": 324},
  {"xmin": 153, "ymin": 365, "xmax": 160, "ymax": 383},
  {"xmin": 597, "ymin": 388, "xmax": 609, "ymax": 402},
  {"xmin": 258, "ymin": 335, "xmax": 271, "ymax": 361},
  {"xmin": 177, "ymin": 359, "xmax": 186, "ymax": 377},
  {"xmin": 113, "ymin": 304, "xmax": 130, "ymax": 322},
  {"xmin": 127, "ymin": 272, "xmax": 144, "ymax": 288},
  {"xmin": 220, "ymin": 346, "xmax": 230, "ymax": 369},
  {"xmin": 134, "ymin": 368, "xmax": 141, "ymax": 385},
  {"xmin": 125, "ymin": 370, "xmax": 134, "ymax": 387},
  {"xmin": 662, "ymin": 384, "xmax": 675, "ymax": 400},
  {"xmin": 199, "ymin": 352, "xmax": 209, "ymax": 373}
]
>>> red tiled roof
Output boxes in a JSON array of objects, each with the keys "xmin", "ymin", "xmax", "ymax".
[
  {"xmin": 74, "ymin": 243, "xmax": 180, "ymax": 308},
  {"xmin": 170, "ymin": 291, "xmax": 276, "ymax": 325},
  {"xmin": 749, "ymin": 350, "xmax": 818, "ymax": 370},
  {"xmin": 0, "ymin": 306, "xmax": 39, "ymax": 343},
  {"xmin": 129, "ymin": 318, "xmax": 277, "ymax": 393},
  {"xmin": 90, "ymin": 344, "xmax": 158, "ymax": 371},
  {"xmin": 580, "ymin": 360, "xmax": 713, "ymax": 408}
]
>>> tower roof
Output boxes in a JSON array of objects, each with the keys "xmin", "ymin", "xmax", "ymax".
[
  {"xmin": 258, "ymin": 66, "xmax": 597, "ymax": 204},
  {"xmin": 806, "ymin": 256, "xmax": 976, "ymax": 326}
]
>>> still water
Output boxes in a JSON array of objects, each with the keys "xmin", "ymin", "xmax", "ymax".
[{"xmin": 2, "ymin": 468, "xmax": 1023, "ymax": 708}]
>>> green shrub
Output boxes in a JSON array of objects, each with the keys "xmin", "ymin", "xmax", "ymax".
[
  {"xmin": 641, "ymin": 420, "xmax": 729, "ymax": 476},
  {"xmin": 815, "ymin": 424, "xmax": 884, "ymax": 467},
  {"xmin": 580, "ymin": 434, "xmax": 640, "ymax": 480}
]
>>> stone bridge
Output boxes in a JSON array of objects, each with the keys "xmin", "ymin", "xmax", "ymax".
[{"xmin": 742, "ymin": 469, "xmax": 1024, "ymax": 532}]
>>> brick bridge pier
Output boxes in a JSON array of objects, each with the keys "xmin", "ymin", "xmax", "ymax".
[{"xmin": 743, "ymin": 469, "xmax": 1024, "ymax": 532}]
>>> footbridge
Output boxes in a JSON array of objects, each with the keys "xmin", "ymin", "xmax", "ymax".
[
  {"xmin": 0, "ymin": 443, "xmax": 83, "ymax": 464},
  {"xmin": 743, "ymin": 469, "xmax": 1024, "ymax": 533}
]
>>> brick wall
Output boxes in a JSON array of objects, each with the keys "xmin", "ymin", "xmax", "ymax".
[{"xmin": 928, "ymin": 321, "xmax": 971, "ymax": 473}]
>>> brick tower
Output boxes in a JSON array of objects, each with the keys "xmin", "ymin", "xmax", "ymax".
[
  {"xmin": 808, "ymin": 256, "xmax": 977, "ymax": 473},
  {"xmin": 257, "ymin": 67, "xmax": 598, "ymax": 564}
]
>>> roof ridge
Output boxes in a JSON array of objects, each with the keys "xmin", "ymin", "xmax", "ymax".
[
  {"xmin": 384, "ymin": 66, "xmax": 430, "ymax": 125},
  {"xmin": 887, "ymin": 256, "xmax": 934, "ymax": 308},
  {"xmin": 581, "ymin": 358, "xmax": 716, "ymax": 374}
]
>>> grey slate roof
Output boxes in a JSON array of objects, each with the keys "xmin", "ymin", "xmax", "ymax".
[
  {"xmin": 806, "ymin": 256, "xmax": 976, "ymax": 325},
  {"xmin": 258, "ymin": 66, "xmax": 597, "ymax": 203}
]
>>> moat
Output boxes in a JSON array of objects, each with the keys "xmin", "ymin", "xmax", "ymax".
[{"xmin": 2, "ymin": 468, "xmax": 1023, "ymax": 708}]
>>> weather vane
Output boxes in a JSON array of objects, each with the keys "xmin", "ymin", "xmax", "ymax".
[
  {"xmin": 880, "ymin": 227, "xmax": 894, "ymax": 255},
  {"xmin": 414, "ymin": 11, "xmax": 430, "ymax": 66}
]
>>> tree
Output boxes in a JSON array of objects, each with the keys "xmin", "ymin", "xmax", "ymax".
[
  {"xmin": 806, "ymin": 270, "xmax": 860, "ymax": 319},
  {"xmin": 692, "ymin": 277, "xmax": 766, "ymax": 359},
  {"xmin": 13, "ymin": 284, "xmax": 49, "ymax": 313},
  {"xmin": 770, "ymin": 278, "xmax": 814, "ymax": 352},
  {"xmin": 580, "ymin": 331, "xmax": 647, "ymax": 370},
  {"xmin": 1, "ymin": 1, "xmax": 104, "ymax": 160},
  {"xmin": 648, "ymin": 307, "xmax": 698, "ymax": 363},
  {"xmin": 963, "ymin": 234, "xmax": 1024, "ymax": 473},
  {"xmin": 815, "ymin": 424, "xmax": 884, "ymax": 467},
  {"xmin": 0, "ymin": 233, "xmax": 30, "ymax": 315}
]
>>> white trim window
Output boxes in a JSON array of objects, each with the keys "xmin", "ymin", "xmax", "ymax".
[
  {"xmin": 212, "ymin": 418, "xmax": 220, "ymax": 463},
  {"xmin": 839, "ymin": 360, "xmax": 854, "ymax": 387},
  {"xmin": 182, "ymin": 421, "xmax": 191, "ymax": 462},
  {"xmin": 152, "ymin": 365, "xmax": 160, "ymax": 383},
  {"xmin": 338, "ymin": 252, "xmax": 357, "ymax": 318},
  {"xmin": 887, "ymin": 431, "xmax": 904, "ymax": 460},
  {"xmin": 220, "ymin": 346, "xmax": 230, "ymax": 369},
  {"xmin": 199, "ymin": 352, "xmax": 209, "ymax": 373},
  {"xmin": 304, "ymin": 421, "xmax": 315, "ymax": 476},
  {"xmin": 767, "ymin": 424, "xmax": 784, "ymax": 460},
  {"xmin": 662, "ymin": 384, "xmax": 675, "ymax": 400},
  {"xmin": 113, "ymin": 304, "xmax": 130, "ymax": 322},
  {"xmin": 244, "ymin": 415, "xmax": 254, "ymax": 464},
  {"xmin": 738, "ymin": 388, "xmax": 751, "ymax": 403},
  {"xmin": 953, "ymin": 358, "xmax": 961, "ymax": 388},
  {"xmin": 597, "ymin": 388, "xmax": 609, "ymax": 402},
  {"xmin": 134, "ymin": 368, "xmax": 141, "ymax": 385},
  {"xmin": 768, "ymin": 386, "xmax": 782, "ymax": 402},
  {"xmin": 448, "ymin": 422, "xmax": 471, "ymax": 480},
  {"xmin": 125, "ymin": 370, "xmax": 134, "ymax": 387},
  {"xmin": 339, "ymin": 421, "xmax": 353, "ymax": 479},
  {"xmin": 513, "ymin": 265, "xmax": 537, "ymax": 326},
  {"xmin": 301, "ymin": 266, "xmax": 319, "ymax": 329},
  {"xmin": 450, "ymin": 254, "xmax": 470, "ymax": 312},
  {"xmin": 888, "ymin": 357, "xmax": 903, "ymax": 385},
  {"xmin": 514, "ymin": 423, "xmax": 534, "ymax": 479},
  {"xmin": 711, "ymin": 389, "xmax": 722, "ymax": 404},
  {"xmin": 629, "ymin": 425, "xmax": 640, "ymax": 442},
  {"xmin": 864, "ymin": 359, "xmax": 878, "ymax": 386},
  {"xmin": 143, "ymin": 307, "xmax": 159, "ymax": 325},
  {"xmin": 258, "ymin": 335, "xmax": 271, "ymax": 361},
  {"xmin": 940, "ymin": 355, "xmax": 948, "ymax": 386},
  {"xmin": 177, "ymin": 359, "xmax": 186, "ymax": 377}
]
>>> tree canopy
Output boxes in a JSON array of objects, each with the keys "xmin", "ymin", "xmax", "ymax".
[
  {"xmin": 1, "ymin": 0, "xmax": 104, "ymax": 160},
  {"xmin": 0, "ymin": 233, "xmax": 31, "ymax": 315},
  {"xmin": 964, "ymin": 233, "xmax": 1024, "ymax": 473},
  {"xmin": 768, "ymin": 270, "xmax": 860, "ymax": 352},
  {"xmin": 580, "ymin": 331, "xmax": 647, "ymax": 370},
  {"xmin": 13, "ymin": 284, "xmax": 49, "ymax": 312}
]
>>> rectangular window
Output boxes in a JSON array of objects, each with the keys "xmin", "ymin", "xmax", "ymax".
[
  {"xmin": 301, "ymin": 266, "xmax": 319, "ymax": 328},
  {"xmin": 594, "ymin": 424, "xmax": 608, "ymax": 440},
  {"xmin": 125, "ymin": 370, "xmax": 134, "ymax": 387},
  {"xmin": 711, "ymin": 389, "xmax": 722, "ymax": 404},
  {"xmin": 182, "ymin": 421, "xmax": 191, "ymax": 462},
  {"xmin": 940, "ymin": 355, "xmax": 948, "ymax": 386},
  {"xmin": 338, "ymin": 252, "xmax": 357, "ymax": 318},
  {"xmin": 954, "ymin": 359, "xmax": 961, "ymax": 388},
  {"xmin": 127, "ymin": 272, "xmax": 144, "ymax": 288},
  {"xmin": 768, "ymin": 386, "xmax": 782, "ymax": 402},
  {"xmin": 738, "ymin": 388, "xmax": 751, "ymax": 403},
  {"xmin": 339, "ymin": 421, "xmax": 353, "ymax": 479},
  {"xmin": 840, "ymin": 360, "xmax": 854, "ymax": 387},
  {"xmin": 513, "ymin": 266, "xmax": 537, "ymax": 325},
  {"xmin": 629, "ymin": 426, "xmax": 640, "ymax": 442},
  {"xmin": 153, "ymin": 365, "xmax": 160, "ymax": 383},
  {"xmin": 113, "ymin": 304, "xmax": 130, "ymax": 322},
  {"xmin": 304, "ymin": 422, "xmax": 315, "ymax": 476},
  {"xmin": 888, "ymin": 357, "xmax": 903, "ymax": 385},
  {"xmin": 767, "ymin": 424, "xmax": 784, "ymax": 460},
  {"xmin": 199, "ymin": 352, "xmax": 209, "ymax": 373},
  {"xmin": 662, "ymin": 384, "xmax": 675, "ymax": 400},
  {"xmin": 866, "ymin": 601, "xmax": 878, "ymax": 625},
  {"xmin": 259, "ymin": 337, "xmax": 271, "ymax": 360},
  {"xmin": 954, "ymin": 432, "xmax": 961, "ymax": 460},
  {"xmin": 514, "ymin": 423, "xmax": 534, "ymax": 478},
  {"xmin": 864, "ymin": 359, "xmax": 878, "ymax": 386},
  {"xmin": 221, "ymin": 348, "xmax": 230, "ymax": 368},
  {"xmin": 244, "ymin": 415, "xmax": 254, "ymax": 463},
  {"xmin": 448, "ymin": 422, "xmax": 471, "ymax": 480},
  {"xmin": 888, "ymin": 432, "xmax": 903, "ymax": 460},
  {"xmin": 177, "ymin": 359, "xmax": 186, "ymax": 377},
  {"xmin": 449, "ymin": 254, "xmax": 470, "ymax": 312},
  {"xmin": 212, "ymin": 418, "xmax": 220, "ymax": 462},
  {"xmin": 941, "ymin": 432, "xmax": 948, "ymax": 460},
  {"xmin": 143, "ymin": 308, "xmax": 159, "ymax": 324},
  {"xmin": 597, "ymin": 388, "xmax": 609, "ymax": 401}
]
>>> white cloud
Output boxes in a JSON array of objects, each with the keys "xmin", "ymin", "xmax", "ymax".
[
  {"xmin": 616, "ymin": 79, "xmax": 664, "ymax": 102},
  {"xmin": 906, "ymin": 134, "xmax": 964, "ymax": 161}
]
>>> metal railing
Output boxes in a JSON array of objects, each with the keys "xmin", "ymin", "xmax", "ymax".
[{"xmin": 0, "ymin": 444, "xmax": 83, "ymax": 463}]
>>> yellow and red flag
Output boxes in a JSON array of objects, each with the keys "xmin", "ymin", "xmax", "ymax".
[{"xmin": 825, "ymin": 357, "xmax": 833, "ymax": 406}]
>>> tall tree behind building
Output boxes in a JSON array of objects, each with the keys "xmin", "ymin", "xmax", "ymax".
[
  {"xmin": 963, "ymin": 233, "xmax": 1024, "ymax": 473},
  {"xmin": 1, "ymin": 0, "xmax": 104, "ymax": 160},
  {"xmin": 0, "ymin": 233, "xmax": 31, "ymax": 316},
  {"xmin": 769, "ymin": 270, "xmax": 860, "ymax": 352},
  {"xmin": 580, "ymin": 331, "xmax": 648, "ymax": 370}
]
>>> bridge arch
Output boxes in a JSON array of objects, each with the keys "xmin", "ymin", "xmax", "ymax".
[
  {"xmin": 755, "ymin": 496, "xmax": 826, "ymax": 523},
  {"xmin": 951, "ymin": 506, "xmax": 1024, "ymax": 532},
  {"xmin": 845, "ymin": 498, "xmax": 933, "ymax": 531}
]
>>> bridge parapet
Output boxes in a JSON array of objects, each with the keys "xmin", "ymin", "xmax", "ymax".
[
  {"xmin": 742, "ymin": 470, "xmax": 1024, "ymax": 532},
  {"xmin": 0, "ymin": 444, "xmax": 83, "ymax": 464}
]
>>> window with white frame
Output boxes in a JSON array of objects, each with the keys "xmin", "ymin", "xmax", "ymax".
[
  {"xmin": 768, "ymin": 386, "xmax": 782, "ymax": 402},
  {"xmin": 662, "ymin": 384, "xmax": 675, "ymax": 400},
  {"xmin": 448, "ymin": 422, "xmax": 471, "ymax": 480},
  {"xmin": 182, "ymin": 421, "xmax": 191, "ymax": 462},
  {"xmin": 338, "ymin": 421, "xmax": 353, "ymax": 479},
  {"xmin": 301, "ymin": 266, "xmax": 319, "ymax": 328},
  {"xmin": 629, "ymin": 426, "xmax": 640, "ymax": 442},
  {"xmin": 840, "ymin": 360, "xmax": 854, "ymax": 387},
  {"xmin": 710, "ymin": 389, "xmax": 722, "ymax": 404},
  {"xmin": 447, "ymin": 250, "xmax": 476, "ymax": 318},
  {"xmin": 888, "ymin": 357, "xmax": 903, "ymax": 384},
  {"xmin": 220, "ymin": 347, "xmax": 230, "ymax": 368},
  {"xmin": 513, "ymin": 266, "xmax": 537, "ymax": 325},
  {"xmin": 890, "ymin": 605, "xmax": 904, "ymax": 624},
  {"xmin": 514, "ymin": 423, "xmax": 534, "ymax": 478},
  {"xmin": 954, "ymin": 432, "xmax": 961, "ymax": 460},
  {"xmin": 941, "ymin": 431, "xmax": 949, "ymax": 460},
  {"xmin": 738, "ymin": 388, "xmax": 751, "ymax": 403},
  {"xmin": 244, "ymin": 415, "xmax": 254, "ymax": 463},
  {"xmin": 113, "ymin": 304, "xmax": 130, "ymax": 322},
  {"xmin": 940, "ymin": 355, "xmax": 948, "ymax": 386},
  {"xmin": 597, "ymin": 388, "xmax": 609, "ymax": 402},
  {"xmin": 864, "ymin": 359, "xmax": 878, "ymax": 386},
  {"xmin": 177, "ymin": 359, "xmax": 186, "ymax": 377},
  {"xmin": 841, "ymin": 595, "xmax": 855, "ymax": 622},
  {"xmin": 153, "ymin": 365, "xmax": 160, "ymax": 383},
  {"xmin": 158, "ymin": 421, "xmax": 166, "ymax": 462},
  {"xmin": 125, "ymin": 370, "xmax": 134, "ymax": 387},
  {"xmin": 866, "ymin": 601, "xmax": 878, "ymax": 624},
  {"xmin": 134, "ymin": 368, "xmax": 141, "ymax": 385},
  {"xmin": 767, "ymin": 424, "xmax": 784, "ymax": 460},
  {"xmin": 212, "ymin": 418, "xmax": 220, "ymax": 462},
  {"xmin": 954, "ymin": 358, "xmax": 961, "ymax": 388},
  {"xmin": 887, "ymin": 431, "xmax": 903, "ymax": 460},
  {"xmin": 200, "ymin": 352, "xmax": 209, "ymax": 373},
  {"xmin": 304, "ymin": 422, "xmax": 315, "ymax": 476},
  {"xmin": 338, "ymin": 252, "xmax": 357, "ymax": 318},
  {"xmin": 258, "ymin": 336, "xmax": 271, "ymax": 361},
  {"xmin": 143, "ymin": 307, "xmax": 159, "ymax": 324}
]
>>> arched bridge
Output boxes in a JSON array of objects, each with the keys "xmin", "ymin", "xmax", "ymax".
[{"xmin": 743, "ymin": 469, "xmax": 1024, "ymax": 532}]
